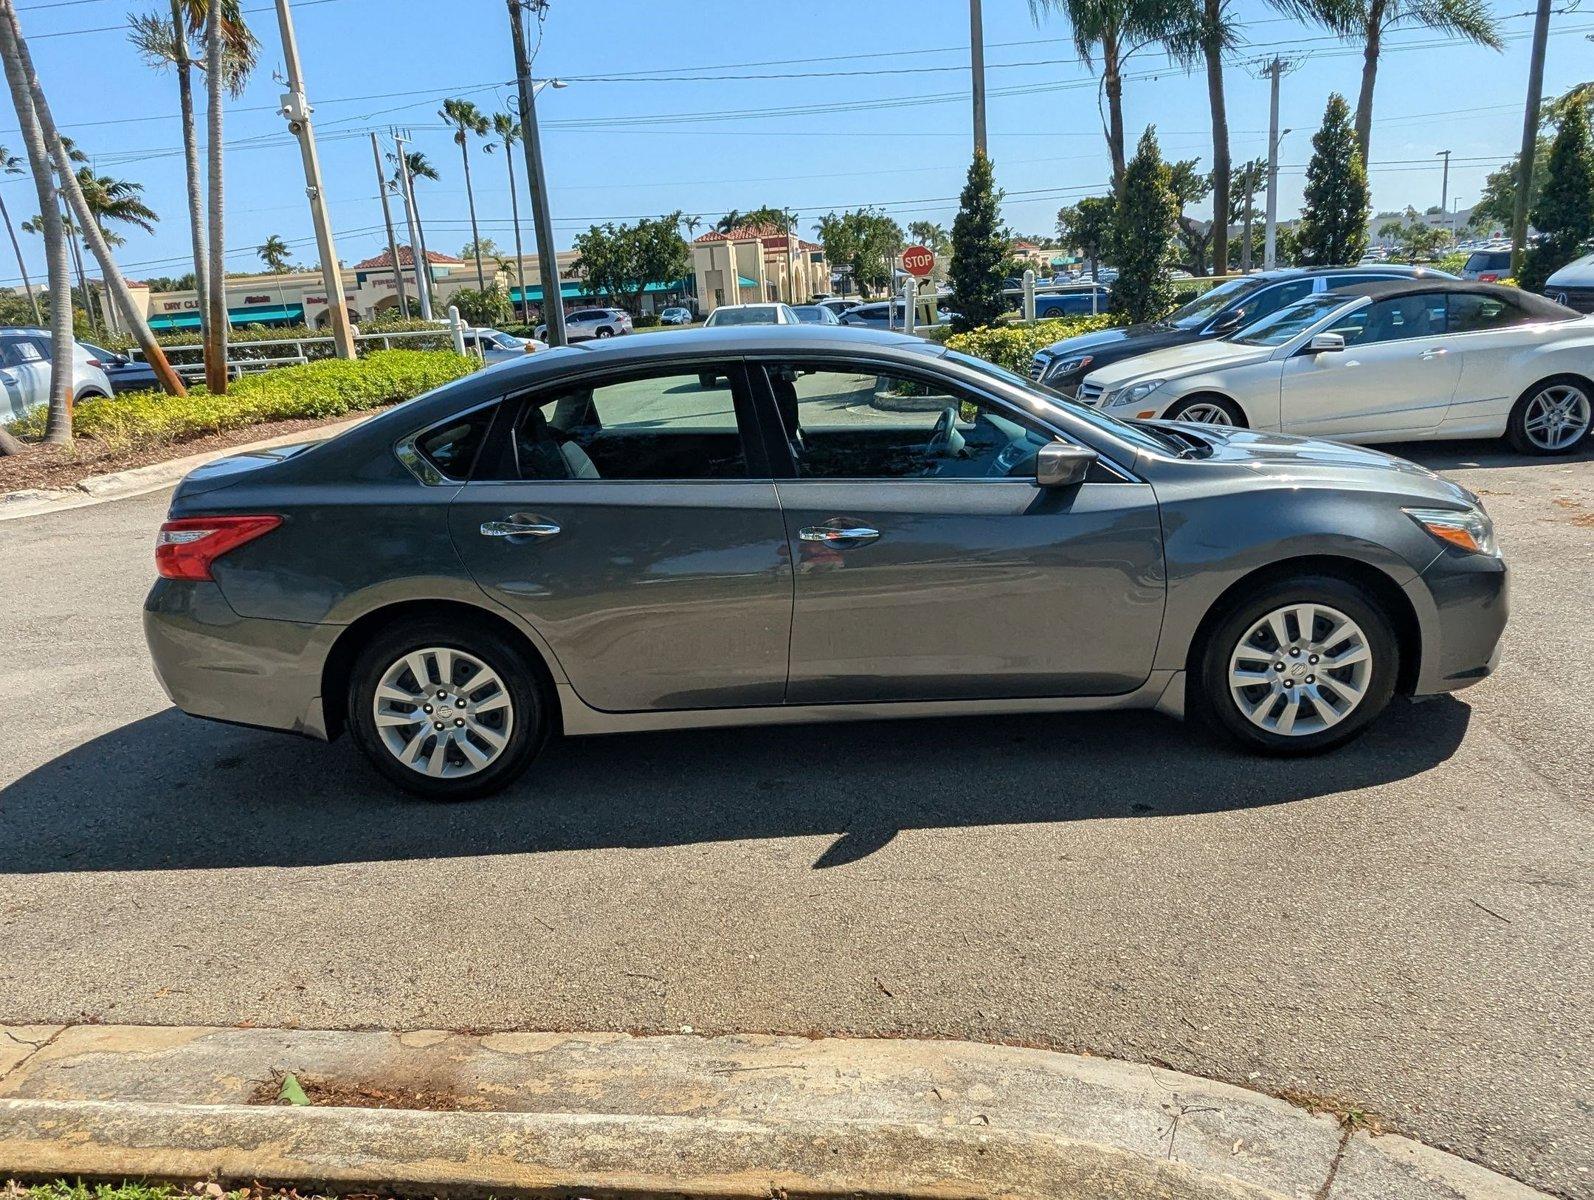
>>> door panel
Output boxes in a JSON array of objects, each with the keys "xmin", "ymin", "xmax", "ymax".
[
  {"xmin": 448, "ymin": 363, "xmax": 794, "ymax": 713},
  {"xmin": 778, "ymin": 479, "xmax": 1165, "ymax": 702}
]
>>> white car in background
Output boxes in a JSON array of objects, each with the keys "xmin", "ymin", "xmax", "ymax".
[
  {"xmin": 702, "ymin": 303, "xmax": 800, "ymax": 327},
  {"xmin": 0, "ymin": 328, "xmax": 112, "ymax": 424},
  {"xmin": 1074, "ymin": 281, "xmax": 1593, "ymax": 455},
  {"xmin": 535, "ymin": 307, "xmax": 633, "ymax": 341}
]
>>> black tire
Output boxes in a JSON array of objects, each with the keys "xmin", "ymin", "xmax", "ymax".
[
  {"xmin": 1167, "ymin": 393, "xmax": 1247, "ymax": 427},
  {"xmin": 1505, "ymin": 375, "xmax": 1593, "ymax": 456},
  {"xmin": 1195, "ymin": 574, "xmax": 1399, "ymax": 756},
  {"xmin": 595, "ymin": 327, "xmax": 614, "ymax": 338},
  {"xmin": 347, "ymin": 617, "xmax": 548, "ymax": 801}
]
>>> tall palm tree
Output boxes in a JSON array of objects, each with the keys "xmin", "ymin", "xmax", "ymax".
[
  {"xmin": 0, "ymin": 145, "xmax": 38, "ymax": 322},
  {"xmin": 713, "ymin": 209, "xmax": 743, "ymax": 235},
  {"xmin": 439, "ymin": 97, "xmax": 491, "ymax": 290},
  {"xmin": 1282, "ymin": 0, "xmax": 1501, "ymax": 163},
  {"xmin": 484, "ymin": 110, "xmax": 529, "ymax": 323},
  {"xmin": 257, "ymin": 233, "xmax": 290, "ymax": 272},
  {"xmin": 1029, "ymin": 0, "xmax": 1186, "ymax": 192},
  {"xmin": 679, "ymin": 213, "xmax": 703, "ymax": 239},
  {"xmin": 1158, "ymin": 0, "xmax": 1241, "ymax": 274}
]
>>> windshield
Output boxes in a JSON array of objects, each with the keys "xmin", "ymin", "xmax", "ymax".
[
  {"xmin": 939, "ymin": 348, "xmax": 1187, "ymax": 456},
  {"xmin": 1165, "ymin": 276, "xmax": 1266, "ymax": 328},
  {"xmin": 708, "ymin": 307, "xmax": 779, "ymax": 325},
  {"xmin": 1231, "ymin": 295, "xmax": 1349, "ymax": 346}
]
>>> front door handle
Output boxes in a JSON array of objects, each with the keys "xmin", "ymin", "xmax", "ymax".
[
  {"xmin": 481, "ymin": 518, "xmax": 560, "ymax": 539},
  {"xmin": 1420, "ymin": 347, "xmax": 1449, "ymax": 360},
  {"xmin": 799, "ymin": 524, "xmax": 880, "ymax": 544}
]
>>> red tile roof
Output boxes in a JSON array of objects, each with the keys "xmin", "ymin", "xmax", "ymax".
[
  {"xmin": 693, "ymin": 222, "xmax": 795, "ymax": 244},
  {"xmin": 351, "ymin": 245, "xmax": 464, "ymax": 270}
]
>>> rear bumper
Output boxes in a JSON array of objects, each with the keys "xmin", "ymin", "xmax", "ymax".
[
  {"xmin": 1403, "ymin": 551, "xmax": 1509, "ymax": 695},
  {"xmin": 144, "ymin": 579, "xmax": 337, "ymax": 740}
]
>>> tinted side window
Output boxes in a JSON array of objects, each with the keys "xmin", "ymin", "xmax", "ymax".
[
  {"xmin": 1330, "ymin": 293, "xmax": 1447, "ymax": 345},
  {"xmin": 1447, "ymin": 293, "xmax": 1528, "ymax": 333},
  {"xmin": 509, "ymin": 367, "xmax": 749, "ymax": 481},
  {"xmin": 415, "ymin": 403, "xmax": 498, "ymax": 480},
  {"xmin": 762, "ymin": 363, "xmax": 1052, "ymax": 480},
  {"xmin": 1229, "ymin": 279, "xmax": 1314, "ymax": 326}
]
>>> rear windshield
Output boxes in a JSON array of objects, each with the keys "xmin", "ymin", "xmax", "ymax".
[
  {"xmin": 709, "ymin": 307, "xmax": 781, "ymax": 325},
  {"xmin": 1466, "ymin": 251, "xmax": 1512, "ymax": 271}
]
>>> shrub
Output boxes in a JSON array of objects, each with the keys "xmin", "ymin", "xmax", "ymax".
[
  {"xmin": 13, "ymin": 349, "xmax": 477, "ymax": 447},
  {"xmin": 945, "ymin": 315, "xmax": 1114, "ymax": 374},
  {"xmin": 633, "ymin": 313, "xmax": 661, "ymax": 328}
]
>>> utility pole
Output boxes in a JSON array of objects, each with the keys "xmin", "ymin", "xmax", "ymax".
[
  {"xmin": 390, "ymin": 128, "xmax": 433, "ymax": 320},
  {"xmin": 1263, "ymin": 58, "xmax": 1282, "ymax": 269},
  {"xmin": 508, "ymin": 0, "xmax": 566, "ymax": 347},
  {"xmin": 1436, "ymin": 149, "xmax": 1452, "ymax": 226},
  {"xmin": 1510, "ymin": 0, "xmax": 1551, "ymax": 276},
  {"xmin": 274, "ymin": 0, "xmax": 356, "ymax": 358},
  {"xmin": 371, "ymin": 131, "xmax": 408, "ymax": 316},
  {"xmin": 970, "ymin": 0, "xmax": 987, "ymax": 157}
]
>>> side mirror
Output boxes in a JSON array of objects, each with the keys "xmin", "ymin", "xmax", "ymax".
[
  {"xmin": 1036, "ymin": 442, "xmax": 1097, "ymax": 488},
  {"xmin": 1306, "ymin": 332, "xmax": 1346, "ymax": 353}
]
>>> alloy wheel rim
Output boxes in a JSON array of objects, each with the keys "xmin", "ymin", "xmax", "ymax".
[
  {"xmin": 1177, "ymin": 402, "xmax": 1234, "ymax": 425},
  {"xmin": 373, "ymin": 647, "xmax": 514, "ymax": 778},
  {"xmin": 1522, "ymin": 384, "xmax": 1591, "ymax": 451},
  {"xmin": 1228, "ymin": 603, "xmax": 1372, "ymax": 737}
]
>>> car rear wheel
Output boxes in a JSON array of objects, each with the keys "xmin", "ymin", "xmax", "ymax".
[
  {"xmin": 1167, "ymin": 394, "xmax": 1245, "ymax": 426},
  {"xmin": 1196, "ymin": 575, "xmax": 1397, "ymax": 756},
  {"xmin": 1506, "ymin": 376, "xmax": 1591, "ymax": 455},
  {"xmin": 595, "ymin": 327, "xmax": 614, "ymax": 338},
  {"xmin": 348, "ymin": 618, "xmax": 547, "ymax": 800}
]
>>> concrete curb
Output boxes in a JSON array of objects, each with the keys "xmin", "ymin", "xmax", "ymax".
[
  {"xmin": 0, "ymin": 1025, "xmax": 1550, "ymax": 1199},
  {"xmin": 0, "ymin": 414, "xmax": 370, "ymax": 523}
]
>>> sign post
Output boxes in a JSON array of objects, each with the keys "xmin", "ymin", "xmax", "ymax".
[{"xmin": 901, "ymin": 245, "xmax": 938, "ymax": 329}]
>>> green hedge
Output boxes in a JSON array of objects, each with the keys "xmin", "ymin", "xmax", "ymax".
[
  {"xmin": 13, "ymin": 349, "xmax": 478, "ymax": 446},
  {"xmin": 944, "ymin": 315, "xmax": 1114, "ymax": 373}
]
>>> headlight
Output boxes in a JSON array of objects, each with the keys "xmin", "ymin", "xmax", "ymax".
[
  {"xmin": 1049, "ymin": 354, "xmax": 1093, "ymax": 377},
  {"xmin": 1107, "ymin": 379, "xmax": 1165, "ymax": 407},
  {"xmin": 1405, "ymin": 507, "xmax": 1498, "ymax": 556}
]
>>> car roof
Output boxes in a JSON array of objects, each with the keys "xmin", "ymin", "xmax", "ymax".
[{"xmin": 1318, "ymin": 279, "xmax": 1578, "ymax": 318}]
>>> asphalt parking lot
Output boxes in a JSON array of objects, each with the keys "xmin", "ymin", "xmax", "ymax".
[{"xmin": 1, "ymin": 442, "xmax": 1589, "ymax": 1198}]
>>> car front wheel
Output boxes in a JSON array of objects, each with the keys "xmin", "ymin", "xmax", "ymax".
[
  {"xmin": 1196, "ymin": 575, "xmax": 1398, "ymax": 756},
  {"xmin": 1167, "ymin": 394, "xmax": 1245, "ymax": 426},
  {"xmin": 1507, "ymin": 376, "xmax": 1592, "ymax": 455},
  {"xmin": 348, "ymin": 618, "xmax": 547, "ymax": 800}
]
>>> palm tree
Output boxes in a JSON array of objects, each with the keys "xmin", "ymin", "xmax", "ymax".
[
  {"xmin": 439, "ymin": 97, "xmax": 491, "ymax": 290},
  {"xmin": 679, "ymin": 213, "xmax": 703, "ymax": 239},
  {"xmin": 389, "ymin": 149, "xmax": 439, "ymax": 280},
  {"xmin": 1158, "ymin": 0, "xmax": 1241, "ymax": 274},
  {"xmin": 1282, "ymin": 0, "xmax": 1501, "ymax": 163},
  {"xmin": 1029, "ymin": 0, "xmax": 1186, "ymax": 191},
  {"xmin": 257, "ymin": 233, "xmax": 291, "ymax": 273},
  {"xmin": 713, "ymin": 209, "xmax": 743, "ymax": 235},
  {"xmin": 484, "ymin": 110, "xmax": 529, "ymax": 323},
  {"xmin": 0, "ymin": 145, "xmax": 38, "ymax": 322}
]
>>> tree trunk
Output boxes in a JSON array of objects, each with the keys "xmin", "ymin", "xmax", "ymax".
[
  {"xmin": 172, "ymin": 0, "xmax": 208, "ymax": 316},
  {"xmin": 1104, "ymin": 39, "xmax": 1127, "ymax": 193},
  {"xmin": 0, "ymin": 187, "xmax": 39, "ymax": 323},
  {"xmin": 203, "ymin": 0, "xmax": 227, "ymax": 393},
  {"xmin": 2, "ymin": 0, "xmax": 186, "ymax": 398},
  {"xmin": 0, "ymin": 0, "xmax": 75, "ymax": 443},
  {"xmin": 1354, "ymin": 2, "xmax": 1384, "ymax": 167},
  {"xmin": 64, "ymin": 211, "xmax": 94, "ymax": 334},
  {"xmin": 1203, "ymin": 8, "xmax": 1230, "ymax": 276},
  {"xmin": 461, "ymin": 137, "xmax": 485, "ymax": 291},
  {"xmin": 504, "ymin": 149, "xmax": 529, "ymax": 324}
]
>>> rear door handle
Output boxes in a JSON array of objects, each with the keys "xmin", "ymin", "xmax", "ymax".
[
  {"xmin": 1420, "ymin": 347, "xmax": 1449, "ymax": 360},
  {"xmin": 799, "ymin": 524, "xmax": 879, "ymax": 544},
  {"xmin": 481, "ymin": 518, "xmax": 560, "ymax": 539}
]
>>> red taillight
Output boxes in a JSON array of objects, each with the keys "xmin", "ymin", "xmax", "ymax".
[
  {"xmin": 156, "ymin": 515, "xmax": 282, "ymax": 581},
  {"xmin": 1479, "ymin": 272, "xmax": 1499, "ymax": 282}
]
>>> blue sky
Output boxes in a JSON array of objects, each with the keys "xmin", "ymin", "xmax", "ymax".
[{"xmin": 1, "ymin": 0, "xmax": 1588, "ymax": 286}]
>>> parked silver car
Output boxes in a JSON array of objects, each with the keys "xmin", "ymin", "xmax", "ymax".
[
  {"xmin": 534, "ymin": 307, "xmax": 633, "ymax": 342},
  {"xmin": 0, "ymin": 328, "xmax": 112, "ymax": 424},
  {"xmin": 145, "ymin": 326, "xmax": 1507, "ymax": 800}
]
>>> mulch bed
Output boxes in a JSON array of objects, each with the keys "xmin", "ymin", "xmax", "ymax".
[{"xmin": 0, "ymin": 411, "xmax": 369, "ymax": 494}]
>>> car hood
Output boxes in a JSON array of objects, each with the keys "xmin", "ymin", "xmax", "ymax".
[
  {"xmin": 1039, "ymin": 322, "xmax": 1183, "ymax": 358},
  {"xmin": 1086, "ymin": 338, "xmax": 1274, "ymax": 387},
  {"xmin": 1161, "ymin": 425, "xmax": 1479, "ymax": 506}
]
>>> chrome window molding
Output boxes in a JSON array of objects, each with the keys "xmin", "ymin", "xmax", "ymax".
[{"xmin": 393, "ymin": 397, "xmax": 503, "ymax": 487}]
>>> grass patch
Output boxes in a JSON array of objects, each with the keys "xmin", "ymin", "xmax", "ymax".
[{"xmin": 10, "ymin": 350, "xmax": 478, "ymax": 451}]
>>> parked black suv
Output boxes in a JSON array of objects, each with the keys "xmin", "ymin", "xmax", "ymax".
[{"xmin": 1028, "ymin": 265, "xmax": 1455, "ymax": 395}]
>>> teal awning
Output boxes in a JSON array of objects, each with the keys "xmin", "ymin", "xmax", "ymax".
[
  {"xmin": 148, "ymin": 303, "xmax": 305, "ymax": 331},
  {"xmin": 509, "ymin": 280, "xmax": 687, "ymax": 303},
  {"xmin": 738, "ymin": 274, "xmax": 758, "ymax": 288}
]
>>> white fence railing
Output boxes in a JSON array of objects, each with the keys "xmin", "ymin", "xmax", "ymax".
[{"xmin": 130, "ymin": 307, "xmax": 475, "ymax": 373}]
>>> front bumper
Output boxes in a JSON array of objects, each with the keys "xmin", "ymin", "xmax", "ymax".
[
  {"xmin": 144, "ymin": 579, "xmax": 338, "ymax": 740},
  {"xmin": 1402, "ymin": 549, "xmax": 1509, "ymax": 695}
]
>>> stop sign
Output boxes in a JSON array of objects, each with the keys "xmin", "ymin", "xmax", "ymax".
[{"xmin": 901, "ymin": 245, "xmax": 936, "ymax": 277}]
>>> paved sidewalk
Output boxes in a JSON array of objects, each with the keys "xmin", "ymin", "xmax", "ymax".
[{"xmin": 0, "ymin": 1024, "xmax": 1550, "ymax": 1199}]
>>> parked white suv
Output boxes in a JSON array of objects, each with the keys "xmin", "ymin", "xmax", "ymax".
[
  {"xmin": 535, "ymin": 307, "xmax": 633, "ymax": 341},
  {"xmin": 0, "ymin": 328, "xmax": 112, "ymax": 425}
]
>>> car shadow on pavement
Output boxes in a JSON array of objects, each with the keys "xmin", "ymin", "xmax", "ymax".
[
  {"xmin": 0, "ymin": 696, "xmax": 1471, "ymax": 873},
  {"xmin": 1389, "ymin": 440, "xmax": 1594, "ymax": 473}
]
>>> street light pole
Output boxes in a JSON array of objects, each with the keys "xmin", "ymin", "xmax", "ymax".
[
  {"xmin": 274, "ymin": 0, "xmax": 355, "ymax": 357},
  {"xmin": 371, "ymin": 131, "xmax": 408, "ymax": 316},
  {"xmin": 1510, "ymin": 0, "xmax": 1551, "ymax": 275},
  {"xmin": 508, "ymin": 0, "xmax": 567, "ymax": 347},
  {"xmin": 969, "ymin": 0, "xmax": 987, "ymax": 157},
  {"xmin": 1436, "ymin": 149, "xmax": 1452, "ymax": 226}
]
